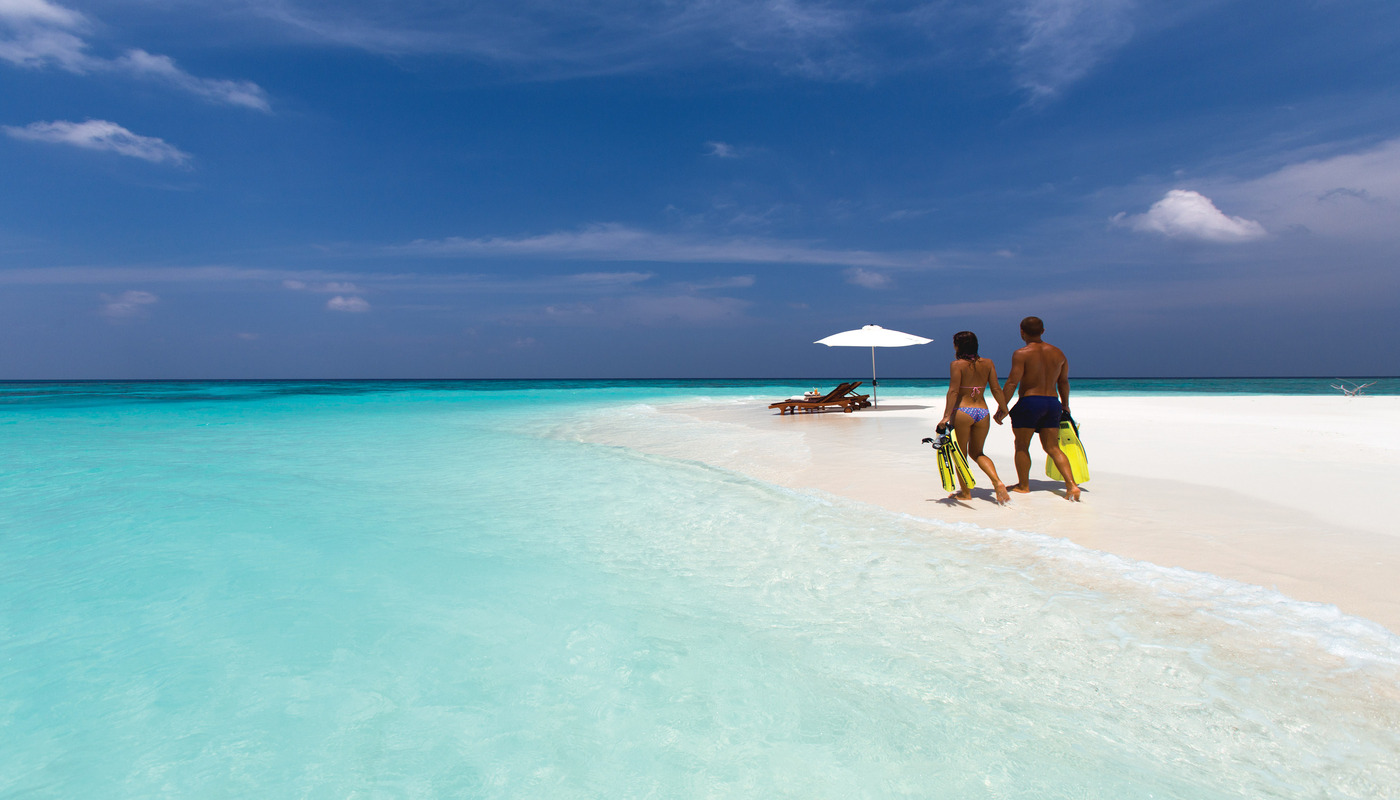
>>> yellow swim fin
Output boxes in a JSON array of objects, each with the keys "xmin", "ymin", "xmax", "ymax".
[
  {"xmin": 924, "ymin": 428, "xmax": 971, "ymax": 493},
  {"xmin": 937, "ymin": 442, "xmax": 957, "ymax": 492},
  {"xmin": 1046, "ymin": 412, "xmax": 1090, "ymax": 483},
  {"xmin": 950, "ymin": 430, "xmax": 977, "ymax": 489}
]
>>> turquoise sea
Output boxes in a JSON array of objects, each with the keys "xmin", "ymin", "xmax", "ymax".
[{"xmin": 3, "ymin": 380, "xmax": 1399, "ymax": 798}]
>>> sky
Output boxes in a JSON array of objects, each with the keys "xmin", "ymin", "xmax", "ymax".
[{"xmin": 2, "ymin": 0, "xmax": 1398, "ymax": 379}]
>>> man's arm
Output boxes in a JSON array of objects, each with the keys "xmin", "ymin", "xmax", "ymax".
[
  {"xmin": 994, "ymin": 350, "xmax": 1025, "ymax": 423},
  {"xmin": 1056, "ymin": 353, "xmax": 1070, "ymax": 415}
]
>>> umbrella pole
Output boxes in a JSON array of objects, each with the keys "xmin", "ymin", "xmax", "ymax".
[{"xmin": 870, "ymin": 346, "xmax": 877, "ymax": 407}]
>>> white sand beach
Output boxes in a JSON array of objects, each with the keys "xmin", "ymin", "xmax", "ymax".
[{"xmin": 578, "ymin": 393, "xmax": 1400, "ymax": 633}]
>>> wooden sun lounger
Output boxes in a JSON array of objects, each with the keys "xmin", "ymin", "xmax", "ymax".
[{"xmin": 768, "ymin": 381, "xmax": 872, "ymax": 415}]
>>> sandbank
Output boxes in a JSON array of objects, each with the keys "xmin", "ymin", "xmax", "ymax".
[{"xmin": 578, "ymin": 393, "xmax": 1400, "ymax": 633}]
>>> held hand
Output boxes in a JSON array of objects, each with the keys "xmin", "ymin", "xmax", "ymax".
[{"xmin": 993, "ymin": 407, "xmax": 1008, "ymax": 424}]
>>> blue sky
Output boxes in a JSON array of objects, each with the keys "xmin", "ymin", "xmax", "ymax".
[{"xmin": 2, "ymin": 0, "xmax": 1398, "ymax": 379}]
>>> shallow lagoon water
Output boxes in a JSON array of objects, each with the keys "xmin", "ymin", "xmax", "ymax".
[{"xmin": 2, "ymin": 382, "xmax": 1398, "ymax": 798}]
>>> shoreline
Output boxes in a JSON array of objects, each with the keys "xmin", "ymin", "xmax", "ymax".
[{"xmin": 571, "ymin": 393, "xmax": 1400, "ymax": 634}]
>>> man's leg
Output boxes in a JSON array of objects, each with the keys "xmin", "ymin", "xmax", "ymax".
[
  {"xmin": 1011, "ymin": 427, "xmax": 1036, "ymax": 493},
  {"xmin": 1038, "ymin": 427, "xmax": 1081, "ymax": 501}
]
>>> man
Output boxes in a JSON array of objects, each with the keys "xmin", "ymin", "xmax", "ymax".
[{"xmin": 993, "ymin": 316, "xmax": 1081, "ymax": 501}]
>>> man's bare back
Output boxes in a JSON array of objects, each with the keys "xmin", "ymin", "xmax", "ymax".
[{"xmin": 1009, "ymin": 341, "xmax": 1068, "ymax": 399}]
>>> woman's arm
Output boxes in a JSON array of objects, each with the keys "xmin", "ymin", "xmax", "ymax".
[
  {"xmin": 940, "ymin": 360, "xmax": 967, "ymax": 426},
  {"xmin": 985, "ymin": 359, "xmax": 1010, "ymax": 423}
]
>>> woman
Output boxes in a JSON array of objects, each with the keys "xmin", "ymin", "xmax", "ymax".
[{"xmin": 938, "ymin": 330, "xmax": 1010, "ymax": 503}]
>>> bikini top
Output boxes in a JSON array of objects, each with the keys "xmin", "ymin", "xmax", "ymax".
[{"xmin": 957, "ymin": 360, "xmax": 987, "ymax": 396}]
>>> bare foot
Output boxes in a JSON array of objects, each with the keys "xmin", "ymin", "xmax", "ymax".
[
  {"xmin": 1065, "ymin": 486, "xmax": 1081, "ymax": 502},
  {"xmin": 994, "ymin": 482, "xmax": 1010, "ymax": 504},
  {"xmin": 1010, "ymin": 484, "xmax": 1031, "ymax": 494},
  {"xmin": 954, "ymin": 490, "xmax": 973, "ymax": 500}
]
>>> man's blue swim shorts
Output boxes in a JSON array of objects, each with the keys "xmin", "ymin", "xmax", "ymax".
[{"xmin": 1009, "ymin": 396, "xmax": 1062, "ymax": 430}]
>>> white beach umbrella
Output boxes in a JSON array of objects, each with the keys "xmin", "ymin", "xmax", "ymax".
[{"xmin": 815, "ymin": 324, "xmax": 933, "ymax": 407}]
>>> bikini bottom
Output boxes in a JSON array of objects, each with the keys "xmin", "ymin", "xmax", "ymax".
[{"xmin": 957, "ymin": 406, "xmax": 989, "ymax": 423}]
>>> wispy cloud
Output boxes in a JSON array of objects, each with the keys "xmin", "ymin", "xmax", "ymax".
[
  {"xmin": 283, "ymin": 279, "xmax": 366, "ymax": 293},
  {"xmin": 326, "ymin": 295, "xmax": 370, "ymax": 312},
  {"xmin": 534, "ymin": 294, "xmax": 749, "ymax": 325},
  {"xmin": 0, "ymin": 0, "xmax": 83, "ymax": 27},
  {"xmin": 99, "ymin": 289, "xmax": 158, "ymax": 318},
  {"xmin": 883, "ymin": 208, "xmax": 935, "ymax": 221},
  {"xmin": 844, "ymin": 267, "xmax": 891, "ymax": 288},
  {"xmin": 705, "ymin": 141, "xmax": 739, "ymax": 158},
  {"xmin": 1010, "ymin": 0, "xmax": 1137, "ymax": 99},
  {"xmin": 232, "ymin": 0, "xmax": 1149, "ymax": 93},
  {"xmin": 400, "ymin": 224, "xmax": 937, "ymax": 269},
  {"xmin": 1208, "ymin": 137, "xmax": 1400, "ymax": 241},
  {"xmin": 914, "ymin": 287, "xmax": 1134, "ymax": 319},
  {"xmin": 110, "ymin": 49, "xmax": 270, "ymax": 111},
  {"xmin": 0, "ymin": 264, "xmax": 661, "ymax": 294},
  {"xmin": 239, "ymin": 0, "xmax": 871, "ymax": 80},
  {"xmin": 682, "ymin": 275, "xmax": 756, "ymax": 290},
  {"xmin": 1114, "ymin": 189, "xmax": 1267, "ymax": 243},
  {"xmin": 0, "ymin": 0, "xmax": 270, "ymax": 110},
  {"xmin": 0, "ymin": 266, "xmax": 355, "ymax": 285},
  {"xmin": 562, "ymin": 271, "xmax": 654, "ymax": 286},
  {"xmin": 0, "ymin": 1, "xmax": 1169, "ymax": 101},
  {"xmin": 5, "ymin": 119, "xmax": 192, "ymax": 165}
]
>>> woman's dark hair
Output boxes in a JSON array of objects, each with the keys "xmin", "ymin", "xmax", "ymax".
[{"xmin": 953, "ymin": 331, "xmax": 979, "ymax": 362}]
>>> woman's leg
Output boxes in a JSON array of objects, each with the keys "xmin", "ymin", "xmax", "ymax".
[
  {"xmin": 965, "ymin": 414, "xmax": 1010, "ymax": 504},
  {"xmin": 950, "ymin": 411, "xmax": 975, "ymax": 499}
]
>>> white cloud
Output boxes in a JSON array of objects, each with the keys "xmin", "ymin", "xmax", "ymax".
[
  {"xmin": 326, "ymin": 295, "xmax": 370, "ymax": 312},
  {"xmin": 401, "ymin": 223, "xmax": 937, "ymax": 269},
  {"xmin": 0, "ymin": 0, "xmax": 1168, "ymax": 102},
  {"xmin": 237, "ymin": 0, "xmax": 1154, "ymax": 92},
  {"xmin": 684, "ymin": 275, "xmax": 756, "ymax": 290},
  {"xmin": 241, "ymin": 0, "xmax": 868, "ymax": 80},
  {"xmin": 534, "ymin": 294, "xmax": 749, "ymax": 325},
  {"xmin": 844, "ymin": 267, "xmax": 891, "ymax": 288},
  {"xmin": 111, "ymin": 49, "xmax": 270, "ymax": 111},
  {"xmin": 622, "ymin": 294, "xmax": 747, "ymax": 323},
  {"xmin": 1209, "ymin": 138, "xmax": 1400, "ymax": 241},
  {"xmin": 0, "ymin": 0, "xmax": 269, "ymax": 110},
  {"xmin": 563, "ymin": 272, "xmax": 653, "ymax": 285},
  {"xmin": 1116, "ymin": 189, "xmax": 1267, "ymax": 243},
  {"xmin": 883, "ymin": 208, "xmax": 934, "ymax": 221},
  {"xmin": 284, "ymin": 279, "xmax": 366, "ymax": 293},
  {"xmin": 705, "ymin": 141, "xmax": 738, "ymax": 158},
  {"xmin": 4, "ymin": 119, "xmax": 191, "ymax": 165},
  {"xmin": 1012, "ymin": 0, "xmax": 1137, "ymax": 99},
  {"xmin": 0, "ymin": 0, "xmax": 84, "ymax": 27},
  {"xmin": 0, "ymin": 265, "xmax": 672, "ymax": 296},
  {"xmin": 99, "ymin": 289, "xmax": 157, "ymax": 318}
]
